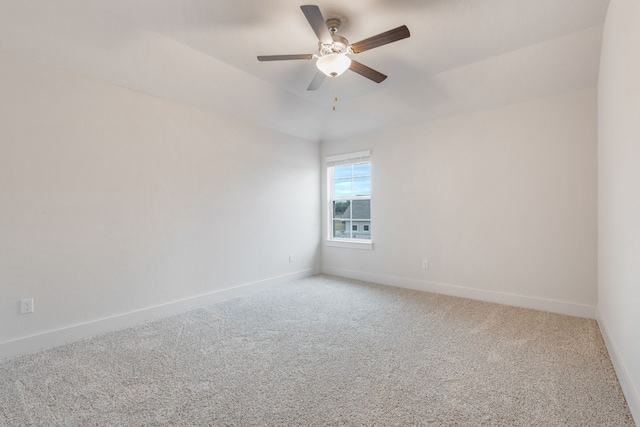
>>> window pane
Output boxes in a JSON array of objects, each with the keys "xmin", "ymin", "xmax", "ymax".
[
  {"xmin": 353, "ymin": 221, "xmax": 371, "ymax": 239},
  {"xmin": 353, "ymin": 163, "xmax": 370, "ymax": 177},
  {"xmin": 353, "ymin": 177, "xmax": 371, "ymax": 196},
  {"xmin": 333, "ymin": 201, "xmax": 351, "ymax": 218},
  {"xmin": 351, "ymin": 200, "xmax": 370, "ymax": 219},
  {"xmin": 334, "ymin": 178, "xmax": 352, "ymax": 197},
  {"xmin": 334, "ymin": 165, "xmax": 352, "ymax": 179},
  {"xmin": 333, "ymin": 220, "xmax": 350, "ymax": 238}
]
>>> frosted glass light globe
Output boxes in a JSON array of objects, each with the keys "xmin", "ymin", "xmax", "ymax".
[{"xmin": 316, "ymin": 53, "xmax": 352, "ymax": 77}]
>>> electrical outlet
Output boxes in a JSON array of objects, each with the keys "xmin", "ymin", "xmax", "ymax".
[
  {"xmin": 422, "ymin": 260, "xmax": 429, "ymax": 270},
  {"xmin": 289, "ymin": 254, "xmax": 294, "ymax": 263},
  {"xmin": 20, "ymin": 298, "xmax": 35, "ymax": 314}
]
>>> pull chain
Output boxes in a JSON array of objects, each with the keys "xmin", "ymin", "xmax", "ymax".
[{"xmin": 332, "ymin": 77, "xmax": 338, "ymax": 111}]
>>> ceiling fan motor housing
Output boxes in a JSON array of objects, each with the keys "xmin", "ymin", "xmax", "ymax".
[{"xmin": 319, "ymin": 34, "xmax": 350, "ymax": 56}]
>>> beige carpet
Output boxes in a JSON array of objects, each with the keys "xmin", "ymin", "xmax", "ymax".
[{"xmin": 0, "ymin": 275, "xmax": 634, "ymax": 426}]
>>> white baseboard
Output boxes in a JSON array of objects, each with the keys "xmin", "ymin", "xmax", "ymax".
[
  {"xmin": 597, "ymin": 309, "xmax": 640, "ymax": 425},
  {"xmin": 0, "ymin": 268, "xmax": 319, "ymax": 361},
  {"xmin": 321, "ymin": 267, "xmax": 596, "ymax": 319}
]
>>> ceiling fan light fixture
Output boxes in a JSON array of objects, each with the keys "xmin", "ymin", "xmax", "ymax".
[
  {"xmin": 316, "ymin": 53, "xmax": 351, "ymax": 77},
  {"xmin": 258, "ymin": 5, "xmax": 410, "ymax": 90}
]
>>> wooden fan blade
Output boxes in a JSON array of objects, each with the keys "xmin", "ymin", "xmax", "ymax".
[
  {"xmin": 307, "ymin": 71, "xmax": 326, "ymax": 91},
  {"xmin": 257, "ymin": 54, "xmax": 314, "ymax": 61},
  {"xmin": 300, "ymin": 5, "xmax": 333, "ymax": 44},
  {"xmin": 350, "ymin": 25, "xmax": 410, "ymax": 54},
  {"xmin": 349, "ymin": 60, "xmax": 387, "ymax": 83}
]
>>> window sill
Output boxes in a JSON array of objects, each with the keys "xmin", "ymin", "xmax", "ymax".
[{"xmin": 326, "ymin": 240, "xmax": 373, "ymax": 250}]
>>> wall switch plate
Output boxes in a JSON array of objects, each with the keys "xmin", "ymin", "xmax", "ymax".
[
  {"xmin": 289, "ymin": 254, "xmax": 294, "ymax": 263},
  {"xmin": 422, "ymin": 260, "xmax": 429, "ymax": 270},
  {"xmin": 20, "ymin": 298, "xmax": 35, "ymax": 314}
]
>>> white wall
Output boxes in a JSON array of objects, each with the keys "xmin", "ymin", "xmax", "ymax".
[
  {"xmin": 0, "ymin": 52, "xmax": 320, "ymax": 357},
  {"xmin": 322, "ymin": 89, "xmax": 598, "ymax": 318},
  {"xmin": 597, "ymin": 0, "xmax": 640, "ymax": 421}
]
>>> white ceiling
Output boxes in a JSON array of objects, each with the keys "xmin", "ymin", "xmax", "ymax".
[{"xmin": 0, "ymin": 0, "xmax": 610, "ymax": 142}]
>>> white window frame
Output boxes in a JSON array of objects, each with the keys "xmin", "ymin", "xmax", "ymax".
[{"xmin": 326, "ymin": 150, "xmax": 373, "ymax": 250}]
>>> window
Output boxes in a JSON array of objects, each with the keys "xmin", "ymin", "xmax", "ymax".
[{"xmin": 327, "ymin": 150, "xmax": 371, "ymax": 249}]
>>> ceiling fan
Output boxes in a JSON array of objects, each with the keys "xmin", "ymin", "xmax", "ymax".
[{"xmin": 257, "ymin": 5, "xmax": 410, "ymax": 91}]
